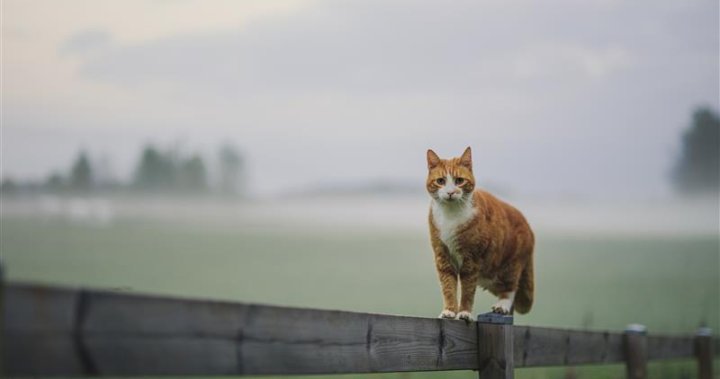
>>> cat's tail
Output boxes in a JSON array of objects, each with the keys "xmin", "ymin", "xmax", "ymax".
[{"xmin": 514, "ymin": 257, "xmax": 534, "ymax": 314}]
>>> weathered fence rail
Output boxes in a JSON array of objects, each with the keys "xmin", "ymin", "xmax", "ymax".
[{"xmin": 2, "ymin": 282, "xmax": 717, "ymax": 378}]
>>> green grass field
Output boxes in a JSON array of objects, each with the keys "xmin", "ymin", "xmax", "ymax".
[{"xmin": 1, "ymin": 215, "xmax": 718, "ymax": 379}]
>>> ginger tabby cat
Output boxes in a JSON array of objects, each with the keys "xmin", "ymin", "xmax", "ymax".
[{"xmin": 426, "ymin": 147, "xmax": 534, "ymax": 321}]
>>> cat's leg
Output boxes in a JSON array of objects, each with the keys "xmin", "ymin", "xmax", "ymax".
[
  {"xmin": 431, "ymin": 239, "xmax": 457, "ymax": 318},
  {"xmin": 457, "ymin": 269, "xmax": 480, "ymax": 321},
  {"xmin": 491, "ymin": 291, "xmax": 516, "ymax": 315},
  {"xmin": 490, "ymin": 264, "xmax": 522, "ymax": 315},
  {"xmin": 436, "ymin": 266, "xmax": 458, "ymax": 318}
]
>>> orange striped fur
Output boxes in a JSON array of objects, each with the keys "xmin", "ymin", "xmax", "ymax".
[{"xmin": 427, "ymin": 147, "xmax": 534, "ymax": 320}]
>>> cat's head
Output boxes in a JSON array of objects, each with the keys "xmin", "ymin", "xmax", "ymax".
[{"xmin": 426, "ymin": 147, "xmax": 475, "ymax": 203}]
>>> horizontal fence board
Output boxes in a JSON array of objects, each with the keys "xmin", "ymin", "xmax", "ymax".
[
  {"xmin": 239, "ymin": 305, "xmax": 370, "ymax": 375},
  {"xmin": 512, "ymin": 326, "xmax": 625, "ymax": 367},
  {"xmin": 646, "ymin": 335, "xmax": 694, "ymax": 360},
  {"xmin": 2, "ymin": 282, "xmax": 715, "ymax": 376},
  {"xmin": 4, "ymin": 284, "xmax": 78, "ymax": 333},
  {"xmin": 3, "ymin": 332, "xmax": 85, "ymax": 375},
  {"xmin": 86, "ymin": 337, "xmax": 238, "ymax": 375},
  {"xmin": 3, "ymin": 285, "xmax": 86, "ymax": 375},
  {"xmin": 83, "ymin": 289, "xmax": 248, "ymax": 338},
  {"xmin": 2, "ymin": 283, "xmax": 477, "ymax": 376}
]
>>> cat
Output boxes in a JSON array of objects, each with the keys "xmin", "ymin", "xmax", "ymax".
[{"xmin": 426, "ymin": 147, "xmax": 534, "ymax": 321}]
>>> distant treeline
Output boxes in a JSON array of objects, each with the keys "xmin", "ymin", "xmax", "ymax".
[
  {"xmin": 1, "ymin": 144, "xmax": 246, "ymax": 197},
  {"xmin": 1, "ymin": 106, "xmax": 718, "ymax": 198}
]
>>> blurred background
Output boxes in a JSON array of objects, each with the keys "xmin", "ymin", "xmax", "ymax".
[{"xmin": 1, "ymin": 1, "xmax": 718, "ymax": 378}]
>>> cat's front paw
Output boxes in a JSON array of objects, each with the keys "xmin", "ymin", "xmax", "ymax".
[
  {"xmin": 439, "ymin": 309, "xmax": 456, "ymax": 319},
  {"xmin": 456, "ymin": 311, "xmax": 472, "ymax": 322},
  {"xmin": 491, "ymin": 301, "xmax": 512, "ymax": 315}
]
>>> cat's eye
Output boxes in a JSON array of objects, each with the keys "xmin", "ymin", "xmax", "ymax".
[
  {"xmin": 436, "ymin": 178, "xmax": 446, "ymax": 185},
  {"xmin": 455, "ymin": 178, "xmax": 465, "ymax": 185}
]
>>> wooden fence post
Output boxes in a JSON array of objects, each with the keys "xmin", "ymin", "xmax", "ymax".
[
  {"xmin": 623, "ymin": 324, "xmax": 647, "ymax": 379},
  {"xmin": 477, "ymin": 312, "xmax": 513, "ymax": 379},
  {"xmin": 694, "ymin": 327, "xmax": 713, "ymax": 379}
]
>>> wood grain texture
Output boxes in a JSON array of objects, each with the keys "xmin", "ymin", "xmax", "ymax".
[
  {"xmin": 694, "ymin": 334, "xmax": 713, "ymax": 379},
  {"xmin": 2, "ymin": 282, "xmax": 715, "ymax": 377},
  {"xmin": 3, "ymin": 283, "xmax": 477, "ymax": 376},
  {"xmin": 624, "ymin": 331, "xmax": 648, "ymax": 379},
  {"xmin": 514, "ymin": 326, "xmax": 625, "ymax": 367},
  {"xmin": 646, "ymin": 335, "xmax": 693, "ymax": 359},
  {"xmin": 2, "ymin": 285, "xmax": 86, "ymax": 375},
  {"xmin": 478, "ymin": 323, "xmax": 513, "ymax": 379}
]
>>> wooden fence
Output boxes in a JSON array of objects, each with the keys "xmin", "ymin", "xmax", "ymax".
[{"xmin": 2, "ymin": 282, "xmax": 717, "ymax": 378}]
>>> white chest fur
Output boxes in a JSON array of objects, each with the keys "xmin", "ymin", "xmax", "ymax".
[{"xmin": 431, "ymin": 200, "xmax": 476, "ymax": 269}]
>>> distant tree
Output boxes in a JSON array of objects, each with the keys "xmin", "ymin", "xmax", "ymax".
[
  {"xmin": 70, "ymin": 151, "xmax": 93, "ymax": 191},
  {"xmin": 178, "ymin": 155, "xmax": 207, "ymax": 192},
  {"xmin": 133, "ymin": 145, "xmax": 176, "ymax": 191},
  {"xmin": 672, "ymin": 107, "xmax": 720, "ymax": 196},
  {"xmin": 218, "ymin": 144, "xmax": 245, "ymax": 196}
]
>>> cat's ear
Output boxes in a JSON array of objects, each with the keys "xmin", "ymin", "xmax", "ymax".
[
  {"xmin": 460, "ymin": 146, "xmax": 472, "ymax": 169},
  {"xmin": 427, "ymin": 149, "xmax": 441, "ymax": 169}
]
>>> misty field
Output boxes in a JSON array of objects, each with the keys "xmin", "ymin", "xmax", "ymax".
[{"xmin": 1, "ymin": 198, "xmax": 718, "ymax": 379}]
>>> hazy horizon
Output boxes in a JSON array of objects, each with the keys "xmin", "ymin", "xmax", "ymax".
[{"xmin": 3, "ymin": 0, "xmax": 719, "ymax": 199}]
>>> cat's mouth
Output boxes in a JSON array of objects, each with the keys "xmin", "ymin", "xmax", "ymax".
[{"xmin": 442, "ymin": 193, "xmax": 461, "ymax": 202}]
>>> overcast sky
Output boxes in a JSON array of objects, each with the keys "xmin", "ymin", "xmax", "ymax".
[{"xmin": 2, "ymin": 0, "xmax": 718, "ymax": 197}]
